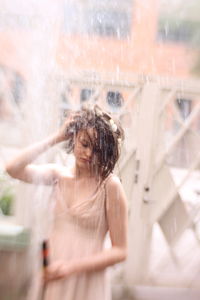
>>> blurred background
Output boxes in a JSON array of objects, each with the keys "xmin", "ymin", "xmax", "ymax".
[{"xmin": 0, "ymin": 0, "xmax": 200, "ymax": 299}]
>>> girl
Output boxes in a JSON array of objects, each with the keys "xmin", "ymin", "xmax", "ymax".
[{"xmin": 5, "ymin": 105, "xmax": 128, "ymax": 300}]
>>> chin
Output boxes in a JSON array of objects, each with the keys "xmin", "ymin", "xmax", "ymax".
[{"xmin": 78, "ymin": 160, "xmax": 89, "ymax": 168}]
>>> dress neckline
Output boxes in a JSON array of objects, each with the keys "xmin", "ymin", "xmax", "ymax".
[{"xmin": 56, "ymin": 174, "xmax": 112, "ymax": 212}]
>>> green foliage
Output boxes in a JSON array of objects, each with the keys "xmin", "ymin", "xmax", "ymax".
[
  {"xmin": 0, "ymin": 189, "xmax": 14, "ymax": 216},
  {"xmin": 0, "ymin": 172, "xmax": 15, "ymax": 216}
]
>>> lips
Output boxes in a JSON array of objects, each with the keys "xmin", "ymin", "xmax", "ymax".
[{"xmin": 80, "ymin": 158, "xmax": 90, "ymax": 163}]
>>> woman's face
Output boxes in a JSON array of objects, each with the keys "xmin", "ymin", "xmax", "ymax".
[{"xmin": 73, "ymin": 129, "xmax": 96, "ymax": 171}]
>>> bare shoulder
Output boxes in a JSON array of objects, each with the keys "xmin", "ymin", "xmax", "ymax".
[
  {"xmin": 105, "ymin": 174, "xmax": 127, "ymax": 204},
  {"xmin": 105, "ymin": 174, "xmax": 123, "ymax": 190},
  {"xmin": 48, "ymin": 164, "xmax": 72, "ymax": 179}
]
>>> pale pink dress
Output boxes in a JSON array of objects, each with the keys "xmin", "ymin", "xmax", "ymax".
[{"xmin": 44, "ymin": 176, "xmax": 111, "ymax": 300}]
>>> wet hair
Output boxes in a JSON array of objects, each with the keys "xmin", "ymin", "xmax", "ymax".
[{"xmin": 64, "ymin": 105, "xmax": 124, "ymax": 180}]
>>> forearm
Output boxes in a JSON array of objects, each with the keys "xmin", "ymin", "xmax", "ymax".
[
  {"xmin": 5, "ymin": 134, "xmax": 61, "ymax": 176},
  {"xmin": 71, "ymin": 247, "xmax": 127, "ymax": 275}
]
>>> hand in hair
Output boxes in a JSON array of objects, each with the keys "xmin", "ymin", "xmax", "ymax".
[{"xmin": 56, "ymin": 112, "xmax": 77, "ymax": 143}]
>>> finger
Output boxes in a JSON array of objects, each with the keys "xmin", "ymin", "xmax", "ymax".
[{"xmin": 49, "ymin": 263, "xmax": 61, "ymax": 273}]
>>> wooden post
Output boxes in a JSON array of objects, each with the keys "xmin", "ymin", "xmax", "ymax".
[{"xmin": 125, "ymin": 83, "xmax": 161, "ymax": 284}]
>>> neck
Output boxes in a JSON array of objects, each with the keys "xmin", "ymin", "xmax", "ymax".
[
  {"xmin": 74, "ymin": 164, "xmax": 92, "ymax": 179},
  {"xmin": 73, "ymin": 164, "xmax": 101, "ymax": 181}
]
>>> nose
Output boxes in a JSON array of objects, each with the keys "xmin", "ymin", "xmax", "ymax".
[{"xmin": 85, "ymin": 147, "xmax": 92, "ymax": 159}]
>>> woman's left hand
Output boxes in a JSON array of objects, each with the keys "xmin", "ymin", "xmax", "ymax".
[{"xmin": 43, "ymin": 261, "xmax": 76, "ymax": 283}]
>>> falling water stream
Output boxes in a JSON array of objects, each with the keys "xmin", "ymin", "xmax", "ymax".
[{"xmin": 0, "ymin": 1, "xmax": 64, "ymax": 299}]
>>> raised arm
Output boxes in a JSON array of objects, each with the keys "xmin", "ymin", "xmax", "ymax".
[{"xmin": 5, "ymin": 118, "xmax": 71, "ymax": 185}]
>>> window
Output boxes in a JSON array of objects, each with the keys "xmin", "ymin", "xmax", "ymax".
[
  {"xmin": 12, "ymin": 73, "xmax": 25, "ymax": 105},
  {"xmin": 80, "ymin": 88, "xmax": 95, "ymax": 103},
  {"xmin": 158, "ymin": 0, "xmax": 200, "ymax": 46},
  {"xmin": 63, "ymin": 0, "xmax": 132, "ymax": 39},
  {"xmin": 176, "ymin": 98, "xmax": 192, "ymax": 120},
  {"xmin": 107, "ymin": 91, "xmax": 124, "ymax": 111},
  {"xmin": 86, "ymin": 9, "xmax": 131, "ymax": 39},
  {"xmin": 61, "ymin": 93, "xmax": 70, "ymax": 109},
  {"xmin": 157, "ymin": 17, "xmax": 200, "ymax": 46},
  {"xmin": 60, "ymin": 85, "xmax": 71, "ymax": 113}
]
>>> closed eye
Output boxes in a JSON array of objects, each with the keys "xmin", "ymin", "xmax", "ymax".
[
  {"xmin": 81, "ymin": 139, "xmax": 90, "ymax": 148},
  {"xmin": 82, "ymin": 142, "xmax": 89, "ymax": 147}
]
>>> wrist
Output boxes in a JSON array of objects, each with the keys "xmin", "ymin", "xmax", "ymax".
[
  {"xmin": 50, "ymin": 133, "xmax": 64, "ymax": 144},
  {"xmin": 68, "ymin": 260, "xmax": 81, "ymax": 275}
]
